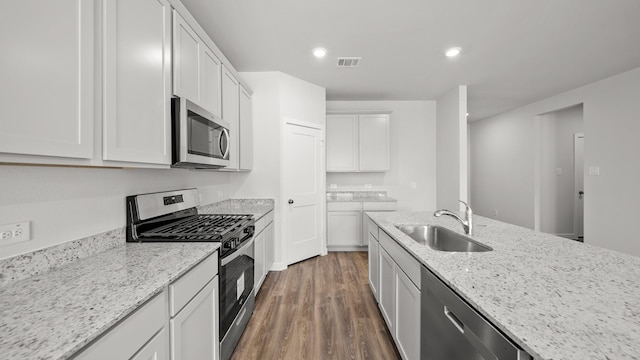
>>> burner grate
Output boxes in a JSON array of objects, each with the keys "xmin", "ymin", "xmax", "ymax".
[{"xmin": 140, "ymin": 214, "xmax": 252, "ymax": 240}]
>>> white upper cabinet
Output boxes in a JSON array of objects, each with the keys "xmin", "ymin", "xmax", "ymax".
[
  {"xmin": 326, "ymin": 114, "xmax": 359, "ymax": 171},
  {"xmin": 172, "ymin": 11, "xmax": 222, "ymax": 119},
  {"xmin": 172, "ymin": 11, "xmax": 199, "ymax": 103},
  {"xmin": 359, "ymin": 114, "xmax": 390, "ymax": 171},
  {"xmin": 326, "ymin": 113, "xmax": 390, "ymax": 172},
  {"xmin": 222, "ymin": 66, "xmax": 240, "ymax": 170},
  {"xmin": 238, "ymin": 85, "xmax": 254, "ymax": 170},
  {"xmin": 102, "ymin": 0, "xmax": 172, "ymax": 165},
  {"xmin": 200, "ymin": 45, "xmax": 222, "ymax": 118},
  {"xmin": 0, "ymin": 0, "xmax": 94, "ymax": 159}
]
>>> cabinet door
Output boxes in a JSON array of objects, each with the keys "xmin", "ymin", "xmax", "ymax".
[
  {"xmin": 239, "ymin": 85, "xmax": 254, "ymax": 170},
  {"xmin": 265, "ymin": 222, "xmax": 275, "ymax": 273},
  {"xmin": 170, "ymin": 278, "xmax": 219, "ymax": 360},
  {"xmin": 368, "ymin": 233, "xmax": 379, "ymax": 301},
  {"xmin": 0, "ymin": 0, "xmax": 93, "ymax": 159},
  {"xmin": 395, "ymin": 268, "xmax": 420, "ymax": 360},
  {"xmin": 379, "ymin": 247, "xmax": 395, "ymax": 334},
  {"xmin": 326, "ymin": 115, "xmax": 358, "ymax": 171},
  {"xmin": 200, "ymin": 46, "xmax": 222, "ymax": 118},
  {"xmin": 358, "ymin": 114, "xmax": 389, "ymax": 171},
  {"xmin": 131, "ymin": 328, "xmax": 168, "ymax": 360},
  {"xmin": 172, "ymin": 11, "xmax": 199, "ymax": 102},
  {"xmin": 254, "ymin": 230, "xmax": 266, "ymax": 292},
  {"xmin": 103, "ymin": 0, "xmax": 171, "ymax": 164},
  {"xmin": 222, "ymin": 66, "xmax": 239, "ymax": 170},
  {"xmin": 327, "ymin": 211, "xmax": 362, "ymax": 247}
]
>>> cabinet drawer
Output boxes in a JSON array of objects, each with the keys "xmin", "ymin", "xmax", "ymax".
[
  {"xmin": 379, "ymin": 231, "xmax": 420, "ymax": 290},
  {"xmin": 367, "ymin": 217, "xmax": 379, "ymax": 240},
  {"xmin": 75, "ymin": 290, "xmax": 166, "ymax": 360},
  {"xmin": 255, "ymin": 215, "xmax": 266, "ymax": 235},
  {"xmin": 363, "ymin": 202, "xmax": 397, "ymax": 211},
  {"xmin": 265, "ymin": 209, "xmax": 274, "ymax": 225},
  {"xmin": 327, "ymin": 202, "xmax": 362, "ymax": 211},
  {"xmin": 169, "ymin": 251, "xmax": 218, "ymax": 317}
]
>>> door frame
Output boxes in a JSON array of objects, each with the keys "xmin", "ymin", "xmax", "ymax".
[
  {"xmin": 573, "ymin": 133, "xmax": 584, "ymax": 240},
  {"xmin": 280, "ymin": 118, "xmax": 326, "ymax": 268}
]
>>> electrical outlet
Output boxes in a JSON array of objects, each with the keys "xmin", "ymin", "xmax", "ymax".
[
  {"xmin": 494, "ymin": 209, "xmax": 499, "ymax": 216},
  {"xmin": 411, "ymin": 182, "xmax": 417, "ymax": 189},
  {"xmin": 0, "ymin": 221, "xmax": 30, "ymax": 246},
  {"xmin": 217, "ymin": 190, "xmax": 224, "ymax": 198},
  {"xmin": 330, "ymin": 184, "xmax": 337, "ymax": 189},
  {"xmin": 364, "ymin": 184, "xmax": 372, "ymax": 189}
]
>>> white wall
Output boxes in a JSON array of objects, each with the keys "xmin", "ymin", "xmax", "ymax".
[
  {"xmin": 436, "ymin": 86, "xmax": 468, "ymax": 210},
  {"xmin": 326, "ymin": 101, "xmax": 437, "ymax": 211},
  {"xmin": 470, "ymin": 66, "xmax": 640, "ymax": 257},
  {"xmin": 539, "ymin": 105, "xmax": 583, "ymax": 235},
  {"xmin": 0, "ymin": 166, "xmax": 230, "ymax": 259},
  {"xmin": 230, "ymin": 71, "xmax": 326, "ymax": 269}
]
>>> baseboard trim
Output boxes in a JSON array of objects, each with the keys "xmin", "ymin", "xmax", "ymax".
[
  {"xmin": 270, "ymin": 262, "xmax": 288, "ymax": 271},
  {"xmin": 327, "ymin": 246, "xmax": 367, "ymax": 252}
]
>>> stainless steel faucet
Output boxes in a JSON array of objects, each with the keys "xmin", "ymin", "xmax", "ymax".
[{"xmin": 434, "ymin": 200, "xmax": 474, "ymax": 235}]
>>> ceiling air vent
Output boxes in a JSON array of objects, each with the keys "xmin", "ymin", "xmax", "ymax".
[{"xmin": 336, "ymin": 57, "xmax": 361, "ymax": 68}]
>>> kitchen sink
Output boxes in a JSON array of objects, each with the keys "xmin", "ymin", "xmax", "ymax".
[{"xmin": 395, "ymin": 225, "xmax": 493, "ymax": 252}]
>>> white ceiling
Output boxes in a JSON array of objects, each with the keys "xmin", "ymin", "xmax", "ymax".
[{"xmin": 181, "ymin": 0, "xmax": 640, "ymax": 121}]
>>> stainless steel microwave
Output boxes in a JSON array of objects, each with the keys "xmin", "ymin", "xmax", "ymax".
[{"xmin": 172, "ymin": 97, "xmax": 230, "ymax": 169}]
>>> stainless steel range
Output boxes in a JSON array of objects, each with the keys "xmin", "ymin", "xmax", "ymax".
[{"xmin": 126, "ymin": 188, "xmax": 255, "ymax": 360}]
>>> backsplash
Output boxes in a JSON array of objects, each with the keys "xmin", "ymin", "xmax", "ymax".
[
  {"xmin": 0, "ymin": 227, "xmax": 125, "ymax": 286},
  {"xmin": 326, "ymin": 191, "xmax": 388, "ymax": 200}
]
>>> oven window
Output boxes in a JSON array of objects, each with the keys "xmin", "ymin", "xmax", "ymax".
[
  {"xmin": 220, "ymin": 241, "xmax": 254, "ymax": 339},
  {"xmin": 188, "ymin": 112, "xmax": 223, "ymax": 158}
]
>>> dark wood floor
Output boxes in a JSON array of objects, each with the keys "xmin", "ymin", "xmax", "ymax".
[{"xmin": 231, "ymin": 252, "xmax": 400, "ymax": 360}]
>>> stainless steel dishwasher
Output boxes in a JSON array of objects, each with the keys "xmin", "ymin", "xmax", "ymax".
[{"xmin": 421, "ymin": 266, "xmax": 532, "ymax": 360}]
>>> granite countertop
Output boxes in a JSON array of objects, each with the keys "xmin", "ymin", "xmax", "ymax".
[
  {"xmin": 367, "ymin": 211, "xmax": 640, "ymax": 360},
  {"xmin": 0, "ymin": 242, "xmax": 220, "ymax": 360},
  {"xmin": 326, "ymin": 191, "xmax": 397, "ymax": 202},
  {"xmin": 200, "ymin": 198, "xmax": 274, "ymax": 220}
]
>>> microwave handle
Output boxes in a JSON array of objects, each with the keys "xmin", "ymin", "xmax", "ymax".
[{"xmin": 220, "ymin": 128, "xmax": 230, "ymax": 159}]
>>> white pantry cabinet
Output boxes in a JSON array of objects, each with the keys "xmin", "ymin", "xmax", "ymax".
[
  {"xmin": 74, "ymin": 290, "xmax": 168, "ymax": 360},
  {"xmin": 222, "ymin": 66, "xmax": 240, "ymax": 170},
  {"xmin": 173, "ymin": 11, "xmax": 221, "ymax": 119},
  {"xmin": 102, "ymin": 0, "xmax": 172, "ymax": 164},
  {"xmin": 254, "ymin": 211, "xmax": 275, "ymax": 293},
  {"xmin": 238, "ymin": 85, "xmax": 254, "ymax": 170},
  {"xmin": 326, "ymin": 113, "xmax": 390, "ymax": 172},
  {"xmin": 0, "ymin": 0, "xmax": 94, "ymax": 159}
]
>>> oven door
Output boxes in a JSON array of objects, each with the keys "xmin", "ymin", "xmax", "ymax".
[
  {"xmin": 219, "ymin": 236, "xmax": 255, "ymax": 339},
  {"xmin": 172, "ymin": 97, "xmax": 230, "ymax": 168}
]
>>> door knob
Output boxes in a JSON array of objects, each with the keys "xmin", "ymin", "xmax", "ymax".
[
  {"xmin": 579, "ymin": 191, "xmax": 584, "ymax": 200},
  {"xmin": 288, "ymin": 199, "xmax": 294, "ymax": 204}
]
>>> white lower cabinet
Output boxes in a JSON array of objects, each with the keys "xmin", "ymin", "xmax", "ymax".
[
  {"xmin": 170, "ymin": 279, "xmax": 219, "ymax": 360},
  {"xmin": 395, "ymin": 267, "xmax": 421, "ymax": 360},
  {"xmin": 368, "ymin": 232, "xmax": 379, "ymax": 301},
  {"xmin": 378, "ymin": 247, "xmax": 396, "ymax": 334},
  {"xmin": 132, "ymin": 328, "xmax": 168, "ymax": 360},
  {"xmin": 74, "ymin": 290, "xmax": 168, "ymax": 360},
  {"xmin": 327, "ymin": 211, "xmax": 362, "ymax": 248},
  {"xmin": 369, "ymin": 221, "xmax": 421, "ymax": 360},
  {"xmin": 254, "ymin": 211, "xmax": 275, "ymax": 293}
]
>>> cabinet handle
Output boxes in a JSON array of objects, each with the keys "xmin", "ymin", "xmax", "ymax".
[{"xmin": 444, "ymin": 306, "xmax": 465, "ymax": 333}]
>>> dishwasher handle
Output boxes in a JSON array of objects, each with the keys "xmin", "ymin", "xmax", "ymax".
[{"xmin": 444, "ymin": 306, "xmax": 465, "ymax": 333}]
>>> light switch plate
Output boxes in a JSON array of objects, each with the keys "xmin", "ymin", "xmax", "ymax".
[
  {"xmin": 330, "ymin": 184, "xmax": 337, "ymax": 189},
  {"xmin": 364, "ymin": 184, "xmax": 372, "ymax": 189},
  {"xmin": 588, "ymin": 166, "xmax": 600, "ymax": 176}
]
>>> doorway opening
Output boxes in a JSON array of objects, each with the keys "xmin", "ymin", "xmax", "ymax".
[{"xmin": 534, "ymin": 104, "xmax": 584, "ymax": 241}]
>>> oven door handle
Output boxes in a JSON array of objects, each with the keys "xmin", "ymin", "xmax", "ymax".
[{"xmin": 221, "ymin": 236, "xmax": 254, "ymax": 266}]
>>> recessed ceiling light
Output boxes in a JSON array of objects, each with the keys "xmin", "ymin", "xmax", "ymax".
[
  {"xmin": 313, "ymin": 48, "xmax": 327, "ymax": 58},
  {"xmin": 445, "ymin": 47, "xmax": 462, "ymax": 57}
]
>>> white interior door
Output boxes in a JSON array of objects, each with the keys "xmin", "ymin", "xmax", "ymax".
[
  {"xmin": 574, "ymin": 134, "xmax": 584, "ymax": 239},
  {"xmin": 284, "ymin": 122, "xmax": 323, "ymax": 265}
]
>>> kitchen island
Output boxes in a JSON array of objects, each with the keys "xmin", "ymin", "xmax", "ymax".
[{"xmin": 367, "ymin": 211, "xmax": 640, "ymax": 360}]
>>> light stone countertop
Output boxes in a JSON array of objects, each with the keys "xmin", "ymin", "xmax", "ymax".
[
  {"xmin": 0, "ymin": 242, "xmax": 220, "ymax": 360},
  {"xmin": 367, "ymin": 211, "xmax": 640, "ymax": 360},
  {"xmin": 200, "ymin": 198, "xmax": 274, "ymax": 220},
  {"xmin": 326, "ymin": 191, "xmax": 397, "ymax": 202}
]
